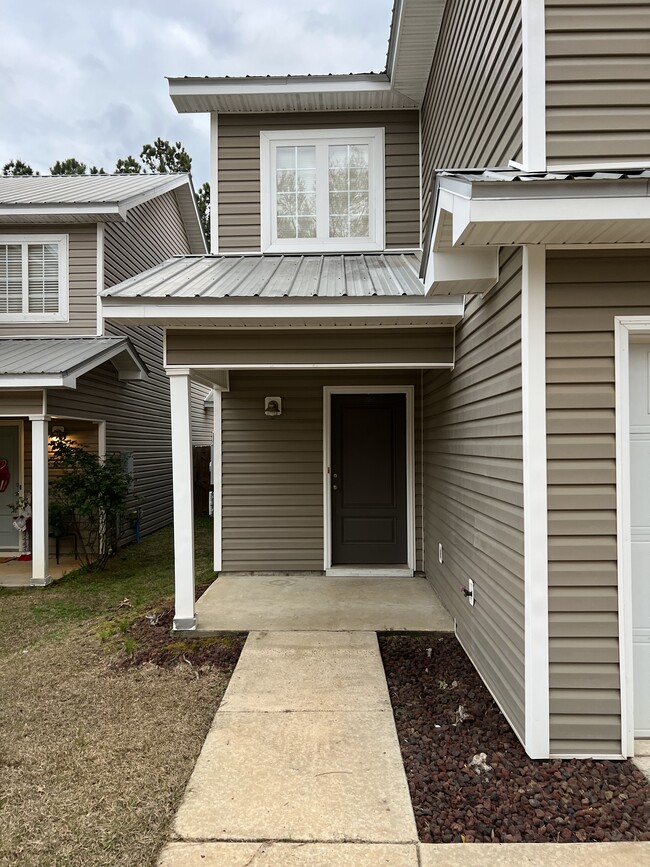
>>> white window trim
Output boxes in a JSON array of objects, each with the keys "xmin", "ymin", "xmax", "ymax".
[
  {"xmin": 260, "ymin": 128, "xmax": 385, "ymax": 254},
  {"xmin": 0, "ymin": 234, "xmax": 69, "ymax": 323}
]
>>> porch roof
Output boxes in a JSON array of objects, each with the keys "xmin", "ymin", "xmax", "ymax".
[
  {"xmin": 100, "ymin": 253, "xmax": 465, "ymax": 328},
  {"xmin": 0, "ymin": 337, "xmax": 148, "ymax": 388}
]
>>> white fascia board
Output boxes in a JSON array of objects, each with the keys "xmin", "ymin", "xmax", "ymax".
[
  {"xmin": 102, "ymin": 298, "xmax": 466, "ymax": 322},
  {"xmin": 169, "ymin": 77, "xmax": 392, "ymax": 99},
  {"xmin": 0, "ymin": 375, "xmax": 69, "ymax": 388},
  {"xmin": 469, "ymin": 195, "xmax": 650, "ymax": 225},
  {"xmin": 0, "ymin": 204, "xmax": 121, "ymax": 219},
  {"xmin": 118, "ymin": 174, "xmax": 193, "ymax": 214}
]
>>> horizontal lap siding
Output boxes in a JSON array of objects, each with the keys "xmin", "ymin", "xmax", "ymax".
[
  {"xmin": 545, "ymin": 0, "xmax": 650, "ymax": 164},
  {"xmin": 0, "ymin": 391, "xmax": 43, "ymax": 415},
  {"xmin": 1, "ymin": 224, "xmax": 97, "ymax": 336},
  {"xmin": 166, "ymin": 328, "xmax": 454, "ymax": 367},
  {"xmin": 221, "ymin": 370, "xmax": 423, "ymax": 572},
  {"xmin": 546, "ymin": 250, "xmax": 650, "ymax": 756},
  {"xmin": 217, "ymin": 111, "xmax": 420, "ymax": 252},
  {"xmin": 420, "ymin": 0, "xmax": 522, "ymax": 232},
  {"xmin": 50, "ymin": 192, "xmax": 199, "ymax": 542},
  {"xmin": 423, "ymin": 249, "xmax": 525, "ymax": 741}
]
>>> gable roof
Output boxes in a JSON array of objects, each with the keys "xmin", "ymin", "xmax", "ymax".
[
  {"xmin": 0, "ymin": 336, "xmax": 148, "ymax": 388},
  {"xmin": 168, "ymin": 0, "xmax": 445, "ymax": 114},
  {"xmin": 0, "ymin": 174, "xmax": 206, "ymax": 253}
]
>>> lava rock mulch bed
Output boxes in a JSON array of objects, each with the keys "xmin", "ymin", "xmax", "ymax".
[{"xmin": 379, "ymin": 634, "xmax": 650, "ymax": 844}]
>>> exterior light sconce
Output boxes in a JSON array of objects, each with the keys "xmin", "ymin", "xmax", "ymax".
[
  {"xmin": 50, "ymin": 425, "xmax": 66, "ymax": 440},
  {"xmin": 264, "ymin": 396, "xmax": 282, "ymax": 417}
]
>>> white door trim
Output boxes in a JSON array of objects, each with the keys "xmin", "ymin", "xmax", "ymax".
[
  {"xmin": 323, "ymin": 385, "xmax": 416, "ymax": 573},
  {"xmin": 614, "ymin": 316, "xmax": 650, "ymax": 756},
  {"xmin": 0, "ymin": 419, "xmax": 24, "ymax": 552}
]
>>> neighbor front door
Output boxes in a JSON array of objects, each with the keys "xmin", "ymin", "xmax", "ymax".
[
  {"xmin": 0, "ymin": 422, "xmax": 20, "ymax": 550},
  {"xmin": 330, "ymin": 392, "xmax": 407, "ymax": 565}
]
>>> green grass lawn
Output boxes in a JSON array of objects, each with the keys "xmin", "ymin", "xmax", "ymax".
[{"xmin": 0, "ymin": 517, "xmax": 214, "ymax": 652}]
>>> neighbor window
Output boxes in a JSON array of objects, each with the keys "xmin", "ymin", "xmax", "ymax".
[
  {"xmin": 260, "ymin": 128, "xmax": 384, "ymax": 252},
  {"xmin": 0, "ymin": 235, "xmax": 68, "ymax": 321}
]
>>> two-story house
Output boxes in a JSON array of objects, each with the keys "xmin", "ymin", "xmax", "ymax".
[
  {"xmin": 0, "ymin": 173, "xmax": 210, "ymax": 586},
  {"xmin": 100, "ymin": 0, "xmax": 650, "ymax": 763}
]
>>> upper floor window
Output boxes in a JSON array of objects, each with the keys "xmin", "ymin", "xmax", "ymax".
[
  {"xmin": 260, "ymin": 128, "xmax": 385, "ymax": 253},
  {"xmin": 0, "ymin": 235, "xmax": 68, "ymax": 322}
]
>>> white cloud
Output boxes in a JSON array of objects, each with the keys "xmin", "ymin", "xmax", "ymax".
[{"xmin": 0, "ymin": 0, "xmax": 393, "ymax": 185}]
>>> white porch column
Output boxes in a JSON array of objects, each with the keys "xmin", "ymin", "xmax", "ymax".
[
  {"xmin": 29, "ymin": 415, "xmax": 51, "ymax": 587},
  {"xmin": 213, "ymin": 388, "xmax": 222, "ymax": 572},
  {"xmin": 168, "ymin": 371, "xmax": 196, "ymax": 630}
]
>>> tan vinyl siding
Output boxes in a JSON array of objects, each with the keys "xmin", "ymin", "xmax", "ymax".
[
  {"xmin": 0, "ymin": 390, "xmax": 44, "ymax": 415},
  {"xmin": 546, "ymin": 249, "xmax": 650, "ymax": 756},
  {"xmin": 420, "ymin": 0, "xmax": 523, "ymax": 232},
  {"xmin": 545, "ymin": 0, "xmax": 650, "ymax": 165},
  {"xmin": 217, "ymin": 111, "xmax": 420, "ymax": 253},
  {"xmin": 422, "ymin": 248, "xmax": 525, "ymax": 741},
  {"xmin": 191, "ymin": 382, "xmax": 214, "ymax": 446},
  {"xmin": 103, "ymin": 191, "xmax": 192, "ymax": 288},
  {"xmin": 0, "ymin": 224, "xmax": 97, "ymax": 336},
  {"xmin": 47, "ymin": 327, "xmax": 173, "ymax": 540},
  {"xmin": 166, "ymin": 328, "xmax": 454, "ymax": 368},
  {"xmin": 221, "ymin": 370, "xmax": 423, "ymax": 572}
]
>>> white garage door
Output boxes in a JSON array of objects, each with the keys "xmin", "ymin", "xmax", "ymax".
[{"xmin": 629, "ymin": 342, "xmax": 650, "ymax": 738}]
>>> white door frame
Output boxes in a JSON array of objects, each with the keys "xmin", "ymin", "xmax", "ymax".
[
  {"xmin": 322, "ymin": 385, "xmax": 416, "ymax": 573},
  {"xmin": 614, "ymin": 316, "xmax": 650, "ymax": 755},
  {"xmin": 0, "ymin": 419, "xmax": 25, "ymax": 551}
]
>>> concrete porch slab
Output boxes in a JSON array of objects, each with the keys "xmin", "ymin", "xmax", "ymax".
[
  {"xmin": 173, "ymin": 709, "xmax": 417, "ymax": 843},
  {"xmin": 159, "ymin": 842, "xmax": 418, "ymax": 866},
  {"xmin": 0, "ymin": 555, "xmax": 79, "ymax": 587},
  {"xmin": 220, "ymin": 631, "xmax": 390, "ymax": 713},
  {"xmin": 194, "ymin": 574, "xmax": 453, "ymax": 633}
]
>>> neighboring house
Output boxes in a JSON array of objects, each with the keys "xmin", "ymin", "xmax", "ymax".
[
  {"xmin": 100, "ymin": 0, "xmax": 650, "ymax": 763},
  {"xmin": 0, "ymin": 174, "xmax": 210, "ymax": 586}
]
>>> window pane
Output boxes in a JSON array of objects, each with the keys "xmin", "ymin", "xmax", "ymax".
[
  {"xmin": 297, "ymin": 217, "xmax": 317, "ymax": 238},
  {"xmin": 0, "ymin": 244, "xmax": 22, "ymax": 313},
  {"xmin": 28, "ymin": 243, "xmax": 59, "ymax": 313},
  {"xmin": 275, "ymin": 146, "xmax": 316, "ymax": 240},
  {"xmin": 327, "ymin": 144, "xmax": 370, "ymax": 239},
  {"xmin": 277, "ymin": 216, "xmax": 297, "ymax": 239}
]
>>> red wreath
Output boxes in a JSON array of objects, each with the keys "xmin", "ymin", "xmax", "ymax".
[{"xmin": 0, "ymin": 460, "xmax": 9, "ymax": 493}]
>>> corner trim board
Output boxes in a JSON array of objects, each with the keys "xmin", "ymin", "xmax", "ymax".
[
  {"xmin": 522, "ymin": 0, "xmax": 547, "ymax": 171},
  {"xmin": 521, "ymin": 245, "xmax": 550, "ymax": 758}
]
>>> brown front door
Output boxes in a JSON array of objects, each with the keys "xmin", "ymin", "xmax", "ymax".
[{"xmin": 330, "ymin": 393, "xmax": 408, "ymax": 565}]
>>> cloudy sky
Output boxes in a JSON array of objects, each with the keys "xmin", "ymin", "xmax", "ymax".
[{"xmin": 0, "ymin": 0, "xmax": 393, "ymax": 187}]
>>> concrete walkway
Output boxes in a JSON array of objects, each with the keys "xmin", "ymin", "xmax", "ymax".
[{"xmin": 159, "ymin": 629, "xmax": 650, "ymax": 867}]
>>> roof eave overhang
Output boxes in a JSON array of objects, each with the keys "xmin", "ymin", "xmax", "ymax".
[
  {"xmin": 0, "ymin": 340, "xmax": 148, "ymax": 390},
  {"xmin": 168, "ymin": 75, "xmax": 418, "ymax": 113},
  {"xmin": 423, "ymin": 179, "xmax": 650, "ymax": 295},
  {"xmin": 101, "ymin": 296, "xmax": 465, "ymax": 327},
  {"xmin": 0, "ymin": 204, "xmax": 124, "ymax": 223}
]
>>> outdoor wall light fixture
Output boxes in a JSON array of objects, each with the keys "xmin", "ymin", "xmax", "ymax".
[
  {"xmin": 264, "ymin": 396, "xmax": 282, "ymax": 417},
  {"xmin": 50, "ymin": 425, "xmax": 66, "ymax": 440}
]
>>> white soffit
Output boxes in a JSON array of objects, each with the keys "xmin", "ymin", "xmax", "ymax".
[
  {"xmin": 386, "ymin": 0, "xmax": 447, "ymax": 103},
  {"xmin": 168, "ymin": 74, "xmax": 418, "ymax": 113}
]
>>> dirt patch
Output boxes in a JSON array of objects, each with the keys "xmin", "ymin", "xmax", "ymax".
[
  {"xmin": 379, "ymin": 634, "xmax": 650, "ymax": 844},
  {"xmin": 112, "ymin": 603, "xmax": 246, "ymax": 671}
]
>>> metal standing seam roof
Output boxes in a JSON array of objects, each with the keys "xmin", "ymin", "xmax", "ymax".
[
  {"xmin": 439, "ymin": 167, "xmax": 650, "ymax": 185},
  {"xmin": 101, "ymin": 253, "xmax": 426, "ymax": 300},
  {"xmin": 0, "ymin": 337, "xmax": 145, "ymax": 377},
  {"xmin": 0, "ymin": 174, "xmax": 190, "ymax": 206}
]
